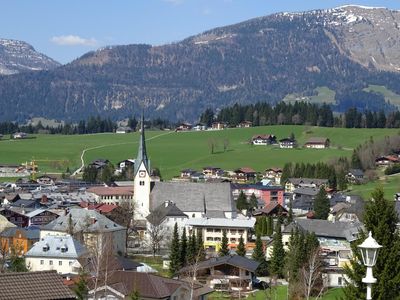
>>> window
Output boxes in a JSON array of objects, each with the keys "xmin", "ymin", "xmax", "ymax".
[
  {"xmin": 207, "ymin": 237, "xmax": 213, "ymax": 241},
  {"xmin": 192, "ymin": 214, "xmax": 195, "ymax": 218},
  {"xmin": 40, "ymin": 260, "xmax": 44, "ymax": 265},
  {"xmin": 69, "ymin": 261, "xmax": 73, "ymax": 266},
  {"xmin": 59, "ymin": 261, "xmax": 62, "ymax": 266},
  {"xmin": 140, "ymin": 181, "xmax": 145, "ymax": 186},
  {"xmin": 49, "ymin": 260, "xmax": 53, "ymax": 265},
  {"xmin": 338, "ymin": 277, "xmax": 343, "ymax": 286}
]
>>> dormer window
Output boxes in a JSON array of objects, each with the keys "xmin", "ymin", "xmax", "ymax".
[
  {"xmin": 42, "ymin": 244, "xmax": 49, "ymax": 252},
  {"xmin": 61, "ymin": 245, "xmax": 68, "ymax": 253}
]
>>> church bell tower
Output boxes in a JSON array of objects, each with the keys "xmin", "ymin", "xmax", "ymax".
[{"xmin": 133, "ymin": 114, "xmax": 151, "ymax": 219}]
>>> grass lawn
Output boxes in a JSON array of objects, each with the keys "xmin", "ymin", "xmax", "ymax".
[
  {"xmin": 130, "ymin": 255, "xmax": 169, "ymax": 277},
  {"xmin": 349, "ymin": 173, "xmax": 400, "ymax": 200},
  {"xmin": 0, "ymin": 125, "xmax": 399, "ymax": 179},
  {"xmin": 210, "ymin": 286, "xmax": 344, "ymax": 299}
]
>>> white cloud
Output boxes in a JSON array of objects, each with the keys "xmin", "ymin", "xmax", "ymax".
[{"xmin": 51, "ymin": 35, "xmax": 98, "ymax": 47}]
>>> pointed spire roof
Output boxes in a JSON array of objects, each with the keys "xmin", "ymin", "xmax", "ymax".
[{"xmin": 134, "ymin": 113, "xmax": 149, "ymax": 176}]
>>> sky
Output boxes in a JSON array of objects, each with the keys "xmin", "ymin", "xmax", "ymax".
[{"xmin": 1, "ymin": 0, "xmax": 400, "ymax": 64}]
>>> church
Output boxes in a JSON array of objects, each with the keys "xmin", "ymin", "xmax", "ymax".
[{"xmin": 133, "ymin": 116, "xmax": 236, "ymax": 221}]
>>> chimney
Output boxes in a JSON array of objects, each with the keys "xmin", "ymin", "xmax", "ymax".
[
  {"xmin": 41, "ymin": 195, "xmax": 48, "ymax": 204},
  {"xmin": 164, "ymin": 201, "xmax": 170, "ymax": 208}
]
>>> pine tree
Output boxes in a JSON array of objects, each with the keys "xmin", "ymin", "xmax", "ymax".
[
  {"xmin": 287, "ymin": 199, "xmax": 294, "ymax": 225},
  {"xmin": 169, "ymin": 223, "xmax": 180, "ymax": 276},
  {"xmin": 74, "ymin": 270, "xmax": 88, "ymax": 300},
  {"xmin": 249, "ymin": 193, "xmax": 258, "ymax": 211},
  {"xmin": 196, "ymin": 230, "xmax": 206, "ymax": 261},
  {"xmin": 236, "ymin": 191, "xmax": 248, "ymax": 210},
  {"xmin": 187, "ymin": 231, "xmax": 196, "ymax": 264},
  {"xmin": 219, "ymin": 230, "xmax": 229, "ymax": 257},
  {"xmin": 313, "ymin": 187, "xmax": 330, "ymax": 219},
  {"xmin": 236, "ymin": 235, "xmax": 246, "ymax": 256},
  {"xmin": 180, "ymin": 228, "xmax": 187, "ymax": 268},
  {"xmin": 270, "ymin": 218, "xmax": 285, "ymax": 278},
  {"xmin": 252, "ymin": 234, "xmax": 268, "ymax": 276},
  {"xmin": 343, "ymin": 187, "xmax": 400, "ymax": 300},
  {"xmin": 337, "ymin": 169, "xmax": 348, "ymax": 191}
]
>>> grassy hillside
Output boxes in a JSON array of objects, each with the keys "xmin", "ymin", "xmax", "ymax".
[{"xmin": 0, "ymin": 126, "xmax": 398, "ymax": 179}]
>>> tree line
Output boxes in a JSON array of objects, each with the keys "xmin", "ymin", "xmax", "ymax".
[
  {"xmin": 0, "ymin": 116, "xmax": 172, "ymax": 135},
  {"xmin": 199, "ymin": 102, "xmax": 400, "ymax": 129}
]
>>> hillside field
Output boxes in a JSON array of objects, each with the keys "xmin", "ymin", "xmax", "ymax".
[{"xmin": 0, "ymin": 126, "xmax": 399, "ymax": 180}]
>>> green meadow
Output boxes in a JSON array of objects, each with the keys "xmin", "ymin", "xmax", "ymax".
[{"xmin": 0, "ymin": 125, "xmax": 399, "ymax": 180}]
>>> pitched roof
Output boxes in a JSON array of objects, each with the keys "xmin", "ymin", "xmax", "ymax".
[
  {"xmin": 284, "ymin": 219, "xmax": 362, "ymax": 242},
  {"xmin": 288, "ymin": 178, "xmax": 328, "ymax": 185},
  {"xmin": 150, "ymin": 182, "xmax": 234, "ymax": 213},
  {"xmin": 91, "ymin": 271, "xmax": 205, "ymax": 298},
  {"xmin": 293, "ymin": 187, "xmax": 320, "ymax": 196},
  {"xmin": 146, "ymin": 201, "xmax": 188, "ymax": 225},
  {"xmin": 87, "ymin": 186, "xmax": 133, "ymax": 196},
  {"xmin": 185, "ymin": 217, "xmax": 255, "ymax": 229},
  {"xmin": 179, "ymin": 255, "xmax": 260, "ymax": 273},
  {"xmin": 253, "ymin": 202, "xmax": 287, "ymax": 216},
  {"xmin": 235, "ymin": 167, "xmax": 256, "ymax": 174},
  {"xmin": 26, "ymin": 234, "xmax": 87, "ymax": 259},
  {"xmin": 0, "ymin": 271, "xmax": 76, "ymax": 300},
  {"xmin": 134, "ymin": 114, "xmax": 150, "ymax": 177},
  {"xmin": 42, "ymin": 208, "xmax": 125, "ymax": 233},
  {"xmin": 305, "ymin": 137, "xmax": 329, "ymax": 144},
  {"xmin": 1, "ymin": 227, "xmax": 40, "ymax": 240}
]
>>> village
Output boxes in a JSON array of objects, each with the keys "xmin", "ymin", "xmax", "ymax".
[{"xmin": 1, "ymin": 116, "xmax": 400, "ymax": 299}]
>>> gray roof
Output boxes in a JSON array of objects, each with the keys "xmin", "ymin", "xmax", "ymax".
[
  {"xmin": 42, "ymin": 208, "xmax": 125, "ymax": 233},
  {"xmin": 284, "ymin": 219, "xmax": 362, "ymax": 242},
  {"xmin": 186, "ymin": 217, "xmax": 255, "ymax": 229},
  {"xmin": 134, "ymin": 114, "xmax": 149, "ymax": 177},
  {"xmin": 26, "ymin": 234, "xmax": 87, "ymax": 259},
  {"xmin": 349, "ymin": 169, "xmax": 364, "ymax": 177},
  {"xmin": 150, "ymin": 182, "xmax": 234, "ymax": 213},
  {"xmin": 146, "ymin": 201, "xmax": 188, "ymax": 225},
  {"xmin": 1, "ymin": 227, "xmax": 40, "ymax": 240},
  {"xmin": 293, "ymin": 187, "xmax": 320, "ymax": 196},
  {"xmin": 179, "ymin": 255, "xmax": 259, "ymax": 273},
  {"xmin": 288, "ymin": 178, "xmax": 328, "ymax": 186}
]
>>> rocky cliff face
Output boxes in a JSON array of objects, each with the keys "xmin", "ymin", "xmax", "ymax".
[
  {"xmin": 0, "ymin": 39, "xmax": 60, "ymax": 75},
  {"xmin": 0, "ymin": 6, "xmax": 400, "ymax": 122}
]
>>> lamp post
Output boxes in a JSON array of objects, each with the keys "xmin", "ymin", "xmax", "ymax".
[{"xmin": 358, "ymin": 231, "xmax": 382, "ymax": 300}]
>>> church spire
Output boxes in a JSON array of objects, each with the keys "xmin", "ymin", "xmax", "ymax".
[{"xmin": 134, "ymin": 113, "xmax": 149, "ymax": 176}]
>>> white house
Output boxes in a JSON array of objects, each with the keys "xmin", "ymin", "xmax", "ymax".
[{"xmin": 25, "ymin": 234, "xmax": 87, "ymax": 274}]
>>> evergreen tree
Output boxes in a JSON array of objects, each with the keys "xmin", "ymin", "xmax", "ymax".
[
  {"xmin": 343, "ymin": 187, "xmax": 400, "ymax": 300},
  {"xmin": 337, "ymin": 169, "xmax": 348, "ymax": 191},
  {"xmin": 169, "ymin": 223, "xmax": 180, "ymax": 276},
  {"xmin": 249, "ymin": 193, "xmax": 258, "ymax": 211},
  {"xmin": 187, "ymin": 231, "xmax": 196, "ymax": 264},
  {"xmin": 236, "ymin": 191, "xmax": 248, "ymax": 211},
  {"xmin": 74, "ymin": 270, "xmax": 88, "ymax": 300},
  {"xmin": 219, "ymin": 230, "xmax": 230, "ymax": 257},
  {"xmin": 252, "ymin": 234, "xmax": 268, "ymax": 276},
  {"xmin": 236, "ymin": 235, "xmax": 246, "ymax": 257},
  {"xmin": 270, "ymin": 218, "xmax": 285, "ymax": 278},
  {"xmin": 180, "ymin": 228, "xmax": 188, "ymax": 268},
  {"xmin": 287, "ymin": 199, "xmax": 294, "ymax": 225},
  {"xmin": 82, "ymin": 165, "xmax": 98, "ymax": 182},
  {"xmin": 281, "ymin": 162, "xmax": 293, "ymax": 185},
  {"xmin": 196, "ymin": 230, "xmax": 206, "ymax": 261},
  {"xmin": 313, "ymin": 187, "xmax": 330, "ymax": 220}
]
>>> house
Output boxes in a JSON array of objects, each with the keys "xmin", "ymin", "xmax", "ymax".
[
  {"xmin": 0, "ymin": 271, "xmax": 76, "ymax": 300},
  {"xmin": 375, "ymin": 155, "xmax": 399, "ymax": 167},
  {"xmin": 251, "ymin": 134, "xmax": 277, "ymax": 145},
  {"xmin": 25, "ymin": 234, "xmax": 87, "ymax": 274},
  {"xmin": 181, "ymin": 168, "xmax": 197, "ymax": 178},
  {"xmin": 115, "ymin": 126, "xmax": 132, "ymax": 134},
  {"xmin": 202, "ymin": 166, "xmax": 224, "ymax": 179},
  {"xmin": 304, "ymin": 137, "xmax": 330, "ymax": 149},
  {"xmin": 211, "ymin": 122, "xmax": 227, "ymax": 130},
  {"xmin": 193, "ymin": 123, "xmax": 207, "ymax": 131},
  {"xmin": 279, "ymin": 137, "xmax": 297, "ymax": 148},
  {"xmin": 233, "ymin": 167, "xmax": 257, "ymax": 182},
  {"xmin": 116, "ymin": 159, "xmax": 135, "ymax": 174},
  {"xmin": 0, "ymin": 207, "xmax": 58, "ymax": 228},
  {"xmin": 264, "ymin": 168, "xmax": 283, "ymax": 184},
  {"xmin": 12, "ymin": 132, "xmax": 27, "ymax": 139},
  {"xmin": 237, "ymin": 121, "xmax": 252, "ymax": 128},
  {"xmin": 36, "ymin": 175, "xmax": 56, "ymax": 186},
  {"xmin": 178, "ymin": 255, "xmax": 259, "ymax": 292},
  {"xmin": 253, "ymin": 202, "xmax": 288, "ymax": 217},
  {"xmin": 24, "ymin": 208, "xmax": 59, "ymax": 226},
  {"xmin": 185, "ymin": 218, "xmax": 255, "ymax": 252},
  {"xmin": 346, "ymin": 169, "xmax": 364, "ymax": 184},
  {"xmin": 88, "ymin": 270, "xmax": 213, "ymax": 300},
  {"xmin": 285, "ymin": 178, "xmax": 328, "ymax": 193},
  {"xmin": 146, "ymin": 201, "xmax": 188, "ymax": 244},
  {"xmin": 231, "ymin": 183, "xmax": 285, "ymax": 206},
  {"xmin": 0, "ymin": 227, "xmax": 40, "ymax": 255},
  {"xmin": 329, "ymin": 202, "xmax": 362, "ymax": 223},
  {"xmin": 291, "ymin": 187, "xmax": 320, "ymax": 212},
  {"xmin": 176, "ymin": 123, "xmax": 192, "ymax": 131},
  {"xmin": 88, "ymin": 158, "xmax": 110, "ymax": 170},
  {"xmin": 150, "ymin": 182, "xmax": 236, "ymax": 219},
  {"xmin": 87, "ymin": 186, "xmax": 134, "ymax": 205},
  {"xmin": 41, "ymin": 208, "xmax": 126, "ymax": 254}
]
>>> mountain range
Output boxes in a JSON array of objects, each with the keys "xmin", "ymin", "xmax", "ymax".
[
  {"xmin": 0, "ymin": 38, "xmax": 60, "ymax": 75},
  {"xmin": 2, "ymin": 5, "xmax": 400, "ymax": 122}
]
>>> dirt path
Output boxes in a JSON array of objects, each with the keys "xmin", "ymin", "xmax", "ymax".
[{"xmin": 72, "ymin": 131, "xmax": 173, "ymax": 176}]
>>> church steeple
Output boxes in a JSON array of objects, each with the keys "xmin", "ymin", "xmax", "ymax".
[{"xmin": 134, "ymin": 113, "xmax": 149, "ymax": 177}]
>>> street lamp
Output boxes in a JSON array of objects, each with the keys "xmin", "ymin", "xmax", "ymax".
[{"xmin": 358, "ymin": 231, "xmax": 382, "ymax": 300}]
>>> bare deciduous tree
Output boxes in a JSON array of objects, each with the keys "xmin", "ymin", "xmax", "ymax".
[
  {"xmin": 146, "ymin": 210, "xmax": 166, "ymax": 257},
  {"xmin": 301, "ymin": 247, "xmax": 325, "ymax": 300},
  {"xmin": 223, "ymin": 138, "xmax": 230, "ymax": 152}
]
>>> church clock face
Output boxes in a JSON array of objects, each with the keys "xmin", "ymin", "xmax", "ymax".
[{"xmin": 139, "ymin": 170, "xmax": 146, "ymax": 178}]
